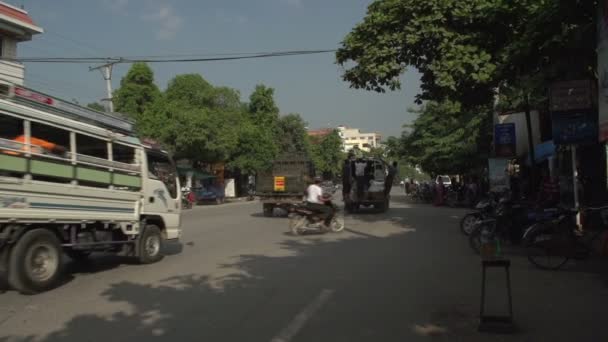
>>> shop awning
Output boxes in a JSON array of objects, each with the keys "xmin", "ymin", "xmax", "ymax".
[{"xmin": 177, "ymin": 167, "xmax": 216, "ymax": 180}]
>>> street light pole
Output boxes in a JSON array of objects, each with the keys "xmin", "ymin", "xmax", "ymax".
[{"xmin": 90, "ymin": 60, "xmax": 120, "ymax": 113}]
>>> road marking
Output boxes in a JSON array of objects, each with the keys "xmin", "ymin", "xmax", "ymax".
[{"xmin": 270, "ymin": 289, "xmax": 334, "ymax": 342}]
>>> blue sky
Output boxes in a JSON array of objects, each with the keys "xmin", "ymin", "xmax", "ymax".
[{"xmin": 16, "ymin": 0, "xmax": 421, "ymax": 138}]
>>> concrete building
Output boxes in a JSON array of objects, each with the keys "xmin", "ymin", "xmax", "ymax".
[
  {"xmin": 0, "ymin": 2, "xmax": 42, "ymax": 85},
  {"xmin": 337, "ymin": 125, "xmax": 382, "ymax": 152},
  {"xmin": 307, "ymin": 128, "xmax": 333, "ymax": 143}
]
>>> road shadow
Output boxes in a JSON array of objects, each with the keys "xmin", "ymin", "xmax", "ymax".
[
  {"xmin": 0, "ymin": 241, "xmax": 184, "ymax": 295},
  {"xmin": 1, "ymin": 197, "xmax": 607, "ymax": 341}
]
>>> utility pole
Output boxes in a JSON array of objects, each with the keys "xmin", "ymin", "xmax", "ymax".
[{"xmin": 89, "ymin": 60, "xmax": 120, "ymax": 113}]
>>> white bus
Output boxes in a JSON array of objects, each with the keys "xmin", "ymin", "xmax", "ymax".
[{"xmin": 0, "ymin": 84, "xmax": 181, "ymax": 294}]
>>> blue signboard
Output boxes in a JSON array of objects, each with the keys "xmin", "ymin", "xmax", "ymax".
[
  {"xmin": 551, "ymin": 110, "xmax": 598, "ymax": 145},
  {"xmin": 494, "ymin": 123, "xmax": 516, "ymax": 157}
]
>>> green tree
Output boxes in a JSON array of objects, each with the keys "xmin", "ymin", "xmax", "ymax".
[
  {"xmin": 277, "ymin": 113, "xmax": 311, "ymax": 154},
  {"xmin": 336, "ymin": 0, "xmax": 595, "ymax": 177},
  {"xmin": 164, "ymin": 74, "xmax": 213, "ymax": 107},
  {"xmin": 228, "ymin": 121, "xmax": 279, "ymax": 173},
  {"xmin": 86, "ymin": 102, "xmax": 105, "ymax": 112},
  {"xmin": 399, "ymin": 100, "xmax": 491, "ymax": 176},
  {"xmin": 137, "ymin": 74, "xmax": 242, "ymax": 162},
  {"xmin": 248, "ymin": 84, "xmax": 280, "ymax": 127},
  {"xmin": 336, "ymin": 0, "xmax": 596, "ymax": 105},
  {"xmin": 310, "ymin": 130, "xmax": 344, "ymax": 178},
  {"xmin": 113, "ymin": 62, "xmax": 160, "ymax": 118}
]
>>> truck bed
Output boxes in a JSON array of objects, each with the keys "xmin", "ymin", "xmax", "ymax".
[{"xmin": 0, "ymin": 177, "xmax": 139, "ymax": 225}]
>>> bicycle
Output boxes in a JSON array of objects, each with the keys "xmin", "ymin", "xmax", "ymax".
[{"xmin": 524, "ymin": 205, "xmax": 608, "ymax": 270}]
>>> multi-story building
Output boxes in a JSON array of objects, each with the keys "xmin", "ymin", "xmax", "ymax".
[
  {"xmin": 0, "ymin": 2, "xmax": 43, "ymax": 85},
  {"xmin": 337, "ymin": 125, "xmax": 382, "ymax": 152}
]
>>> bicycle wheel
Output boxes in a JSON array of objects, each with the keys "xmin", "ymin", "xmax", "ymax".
[{"xmin": 526, "ymin": 239, "xmax": 569, "ymax": 270}]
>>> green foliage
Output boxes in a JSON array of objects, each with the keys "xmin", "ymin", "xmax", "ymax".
[
  {"xmin": 277, "ymin": 113, "xmax": 311, "ymax": 154},
  {"xmin": 228, "ymin": 121, "xmax": 279, "ymax": 173},
  {"xmin": 310, "ymin": 130, "xmax": 344, "ymax": 177},
  {"xmin": 135, "ymin": 72, "xmax": 286, "ymax": 172},
  {"xmin": 137, "ymin": 73, "xmax": 242, "ymax": 163},
  {"xmin": 400, "ymin": 100, "xmax": 491, "ymax": 176},
  {"xmin": 362, "ymin": 147, "xmax": 386, "ymax": 159},
  {"xmin": 336, "ymin": 0, "xmax": 596, "ymax": 106},
  {"xmin": 248, "ymin": 84, "xmax": 280, "ymax": 127},
  {"xmin": 113, "ymin": 62, "xmax": 160, "ymax": 118},
  {"xmin": 398, "ymin": 163, "xmax": 430, "ymax": 182},
  {"xmin": 86, "ymin": 102, "xmax": 105, "ymax": 112},
  {"xmin": 337, "ymin": 0, "xmax": 595, "ymax": 176},
  {"xmin": 138, "ymin": 99, "xmax": 240, "ymax": 162}
]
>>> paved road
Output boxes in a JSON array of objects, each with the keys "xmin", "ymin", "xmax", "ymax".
[{"xmin": 1, "ymin": 190, "xmax": 607, "ymax": 341}]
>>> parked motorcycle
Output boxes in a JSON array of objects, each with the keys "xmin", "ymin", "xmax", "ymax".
[
  {"xmin": 460, "ymin": 197, "xmax": 497, "ymax": 235},
  {"xmin": 469, "ymin": 198, "xmax": 561, "ymax": 254},
  {"xmin": 288, "ymin": 201, "xmax": 345, "ymax": 235}
]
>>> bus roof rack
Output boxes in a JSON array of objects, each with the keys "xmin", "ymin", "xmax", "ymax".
[{"xmin": 0, "ymin": 83, "xmax": 135, "ymax": 134}]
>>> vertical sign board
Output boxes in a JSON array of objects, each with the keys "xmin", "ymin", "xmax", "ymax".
[
  {"xmin": 274, "ymin": 176, "xmax": 286, "ymax": 192},
  {"xmin": 599, "ymin": 0, "xmax": 608, "ymax": 141},
  {"xmin": 551, "ymin": 111, "xmax": 598, "ymax": 145},
  {"xmin": 550, "ymin": 80, "xmax": 597, "ymax": 145},
  {"xmin": 488, "ymin": 158, "xmax": 510, "ymax": 192},
  {"xmin": 494, "ymin": 123, "xmax": 516, "ymax": 157}
]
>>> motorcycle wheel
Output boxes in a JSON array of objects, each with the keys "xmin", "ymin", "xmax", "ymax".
[
  {"xmin": 289, "ymin": 215, "xmax": 307, "ymax": 235},
  {"xmin": 329, "ymin": 216, "xmax": 345, "ymax": 232},
  {"xmin": 460, "ymin": 213, "xmax": 481, "ymax": 236},
  {"xmin": 468, "ymin": 224, "xmax": 488, "ymax": 255}
]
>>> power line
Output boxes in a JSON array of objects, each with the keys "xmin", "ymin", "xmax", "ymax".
[{"xmin": 5, "ymin": 49, "xmax": 338, "ymax": 64}]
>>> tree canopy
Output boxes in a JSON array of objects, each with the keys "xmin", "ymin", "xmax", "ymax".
[
  {"xmin": 277, "ymin": 113, "xmax": 311, "ymax": 154},
  {"xmin": 336, "ymin": 0, "xmax": 596, "ymax": 175},
  {"xmin": 336, "ymin": 0, "xmax": 596, "ymax": 105},
  {"xmin": 248, "ymin": 84, "xmax": 280, "ymax": 127},
  {"xmin": 310, "ymin": 130, "xmax": 344, "ymax": 178},
  {"xmin": 137, "ymin": 74, "xmax": 241, "ymax": 162},
  {"xmin": 399, "ymin": 100, "xmax": 491, "ymax": 175},
  {"xmin": 113, "ymin": 62, "xmax": 160, "ymax": 118}
]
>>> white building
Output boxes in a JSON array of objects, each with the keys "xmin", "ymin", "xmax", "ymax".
[
  {"xmin": 337, "ymin": 125, "xmax": 382, "ymax": 152},
  {"xmin": 0, "ymin": 2, "xmax": 43, "ymax": 85}
]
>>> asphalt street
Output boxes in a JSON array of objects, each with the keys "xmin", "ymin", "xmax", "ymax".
[{"xmin": 1, "ymin": 189, "xmax": 607, "ymax": 342}]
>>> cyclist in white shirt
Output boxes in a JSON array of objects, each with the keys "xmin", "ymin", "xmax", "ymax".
[{"xmin": 305, "ymin": 176, "xmax": 333, "ymax": 226}]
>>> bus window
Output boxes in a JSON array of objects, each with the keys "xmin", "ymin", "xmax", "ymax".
[
  {"xmin": 0, "ymin": 114, "xmax": 24, "ymax": 154},
  {"xmin": 30, "ymin": 122, "xmax": 69, "ymax": 158},
  {"xmin": 113, "ymin": 143, "xmax": 136, "ymax": 165},
  {"xmin": 147, "ymin": 151, "xmax": 178, "ymax": 199},
  {"xmin": 76, "ymin": 134, "xmax": 108, "ymax": 160}
]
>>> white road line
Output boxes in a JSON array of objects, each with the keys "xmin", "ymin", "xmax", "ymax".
[{"xmin": 270, "ymin": 289, "xmax": 335, "ymax": 342}]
